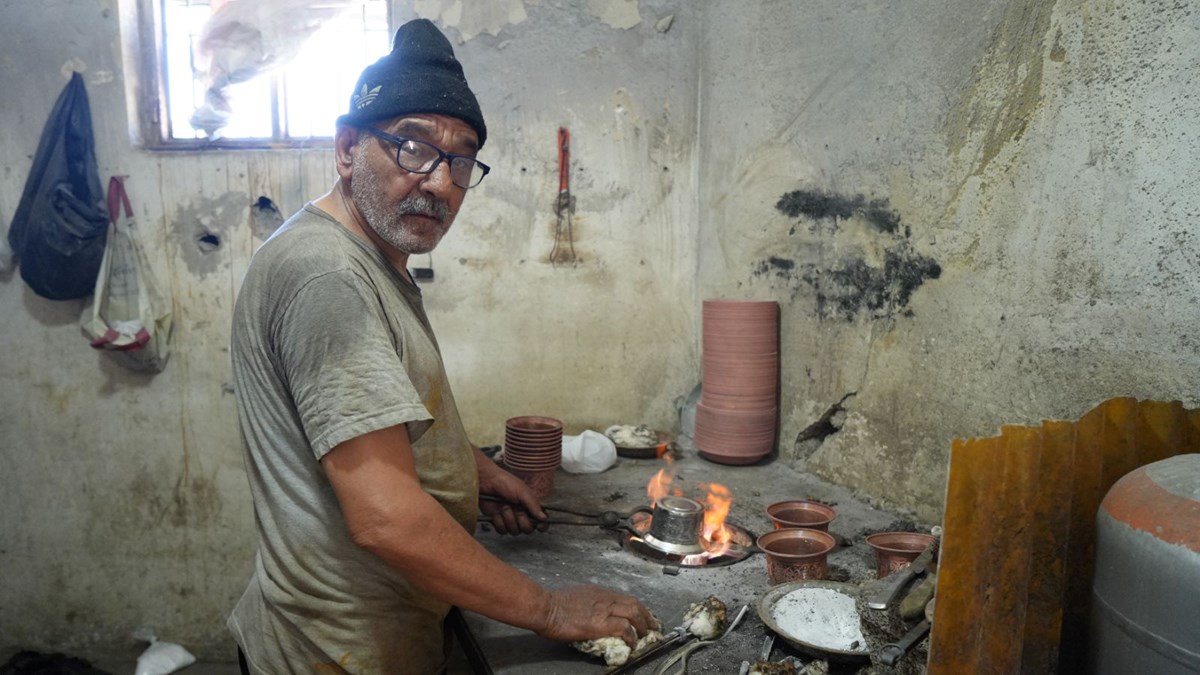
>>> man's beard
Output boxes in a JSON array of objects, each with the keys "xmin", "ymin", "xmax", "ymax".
[{"xmin": 350, "ymin": 151, "xmax": 452, "ymax": 255}]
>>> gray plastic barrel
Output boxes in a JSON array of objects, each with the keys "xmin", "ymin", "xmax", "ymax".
[{"xmin": 1090, "ymin": 454, "xmax": 1200, "ymax": 674}]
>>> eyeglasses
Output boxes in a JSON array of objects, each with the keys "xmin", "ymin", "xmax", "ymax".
[{"xmin": 361, "ymin": 126, "xmax": 491, "ymax": 189}]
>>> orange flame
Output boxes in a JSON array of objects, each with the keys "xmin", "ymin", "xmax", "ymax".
[
  {"xmin": 644, "ymin": 463, "xmax": 737, "ymax": 558},
  {"xmin": 646, "ymin": 455, "xmax": 682, "ymax": 506},
  {"xmin": 700, "ymin": 482, "xmax": 733, "ymax": 556}
]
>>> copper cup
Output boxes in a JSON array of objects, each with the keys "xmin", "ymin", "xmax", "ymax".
[
  {"xmin": 865, "ymin": 532, "xmax": 937, "ymax": 578},
  {"xmin": 503, "ymin": 464, "xmax": 556, "ymax": 499},
  {"xmin": 757, "ymin": 528, "xmax": 837, "ymax": 585},
  {"xmin": 765, "ymin": 500, "xmax": 837, "ymax": 532}
]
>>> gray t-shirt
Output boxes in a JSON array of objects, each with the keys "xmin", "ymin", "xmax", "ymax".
[{"xmin": 228, "ymin": 204, "xmax": 478, "ymax": 674}]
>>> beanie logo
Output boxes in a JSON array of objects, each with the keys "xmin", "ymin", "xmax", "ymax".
[{"xmin": 353, "ymin": 84, "xmax": 383, "ymax": 110}]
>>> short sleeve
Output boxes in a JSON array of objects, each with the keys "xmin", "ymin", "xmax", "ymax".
[{"xmin": 275, "ymin": 269, "xmax": 432, "ymax": 458}]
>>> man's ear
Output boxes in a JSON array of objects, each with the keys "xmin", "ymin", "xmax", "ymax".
[{"xmin": 334, "ymin": 125, "xmax": 361, "ymax": 181}]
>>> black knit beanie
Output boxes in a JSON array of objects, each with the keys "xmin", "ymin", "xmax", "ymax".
[{"xmin": 337, "ymin": 19, "xmax": 487, "ymax": 148}]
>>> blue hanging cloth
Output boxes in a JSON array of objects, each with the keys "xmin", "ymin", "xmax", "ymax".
[{"xmin": 7, "ymin": 72, "xmax": 108, "ymax": 300}]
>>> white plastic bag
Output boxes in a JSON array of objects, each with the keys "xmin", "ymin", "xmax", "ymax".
[
  {"xmin": 80, "ymin": 176, "xmax": 172, "ymax": 373},
  {"xmin": 132, "ymin": 628, "xmax": 196, "ymax": 675},
  {"xmin": 561, "ymin": 430, "xmax": 618, "ymax": 474}
]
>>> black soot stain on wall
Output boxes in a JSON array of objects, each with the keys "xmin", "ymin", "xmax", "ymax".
[
  {"xmin": 756, "ymin": 189, "xmax": 941, "ymax": 320},
  {"xmin": 776, "ymin": 189, "xmax": 903, "ymax": 235}
]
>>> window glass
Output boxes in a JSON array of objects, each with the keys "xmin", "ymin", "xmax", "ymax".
[{"xmin": 158, "ymin": 0, "xmax": 389, "ymax": 143}]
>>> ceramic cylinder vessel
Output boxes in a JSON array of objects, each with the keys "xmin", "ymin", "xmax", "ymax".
[{"xmin": 1090, "ymin": 454, "xmax": 1200, "ymax": 675}]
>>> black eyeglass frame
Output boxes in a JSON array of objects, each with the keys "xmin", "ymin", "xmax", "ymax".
[{"xmin": 360, "ymin": 126, "xmax": 491, "ymax": 189}]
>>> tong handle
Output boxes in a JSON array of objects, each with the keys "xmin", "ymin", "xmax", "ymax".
[
  {"xmin": 602, "ymin": 629, "xmax": 688, "ymax": 675},
  {"xmin": 478, "ymin": 494, "xmax": 598, "ymax": 518},
  {"xmin": 879, "ymin": 619, "xmax": 931, "ymax": 666},
  {"xmin": 866, "ymin": 538, "xmax": 938, "ymax": 610},
  {"xmin": 866, "ymin": 563, "xmax": 924, "ymax": 610}
]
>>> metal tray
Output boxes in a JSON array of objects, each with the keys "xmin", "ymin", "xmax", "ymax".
[
  {"xmin": 604, "ymin": 426, "xmax": 671, "ymax": 459},
  {"xmin": 757, "ymin": 580, "xmax": 870, "ymax": 662}
]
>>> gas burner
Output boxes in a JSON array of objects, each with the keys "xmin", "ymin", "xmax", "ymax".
[{"xmin": 620, "ymin": 496, "xmax": 757, "ymax": 568}]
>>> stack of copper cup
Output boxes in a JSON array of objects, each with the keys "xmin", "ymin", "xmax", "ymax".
[
  {"xmin": 694, "ymin": 299, "xmax": 779, "ymax": 465},
  {"xmin": 502, "ymin": 416, "xmax": 563, "ymax": 498}
]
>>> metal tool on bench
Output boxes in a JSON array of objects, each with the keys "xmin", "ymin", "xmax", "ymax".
[
  {"xmin": 602, "ymin": 628, "xmax": 692, "ymax": 675},
  {"xmin": 477, "ymin": 494, "xmax": 649, "ymax": 534},
  {"xmin": 737, "ymin": 634, "xmax": 776, "ymax": 675},
  {"xmin": 656, "ymin": 604, "xmax": 750, "ymax": 675},
  {"xmin": 879, "ymin": 618, "xmax": 932, "ymax": 666},
  {"xmin": 604, "ymin": 602, "xmax": 750, "ymax": 675},
  {"xmin": 866, "ymin": 535, "xmax": 939, "ymax": 610}
]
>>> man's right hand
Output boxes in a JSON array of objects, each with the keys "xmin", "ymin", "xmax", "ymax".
[{"xmin": 537, "ymin": 585, "xmax": 659, "ymax": 648}]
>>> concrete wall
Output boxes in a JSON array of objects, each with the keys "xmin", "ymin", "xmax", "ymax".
[
  {"xmin": 2, "ymin": 0, "xmax": 1198, "ymax": 659},
  {"xmin": 0, "ymin": 0, "xmax": 698, "ymax": 657},
  {"xmin": 696, "ymin": 0, "xmax": 1200, "ymax": 523}
]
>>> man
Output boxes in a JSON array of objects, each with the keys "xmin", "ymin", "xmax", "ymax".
[{"xmin": 227, "ymin": 18, "xmax": 656, "ymax": 674}]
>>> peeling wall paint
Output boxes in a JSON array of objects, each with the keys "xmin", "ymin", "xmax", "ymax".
[
  {"xmin": 415, "ymin": 0, "xmax": 529, "ymax": 40},
  {"xmin": 587, "ymin": 0, "xmax": 641, "ymax": 30},
  {"xmin": 171, "ymin": 191, "xmax": 249, "ymax": 277}
]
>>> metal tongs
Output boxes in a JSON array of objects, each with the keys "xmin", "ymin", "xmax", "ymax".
[{"xmin": 477, "ymin": 495, "xmax": 649, "ymax": 535}]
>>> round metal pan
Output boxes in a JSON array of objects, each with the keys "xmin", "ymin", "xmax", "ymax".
[
  {"xmin": 757, "ymin": 580, "xmax": 871, "ymax": 662},
  {"xmin": 604, "ymin": 426, "xmax": 671, "ymax": 459}
]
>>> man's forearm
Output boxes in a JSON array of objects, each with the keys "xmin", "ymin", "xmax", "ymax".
[
  {"xmin": 323, "ymin": 427, "xmax": 551, "ymax": 632},
  {"xmin": 352, "ymin": 484, "xmax": 552, "ymax": 632}
]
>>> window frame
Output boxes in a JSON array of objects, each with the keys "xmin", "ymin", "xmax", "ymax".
[{"xmin": 126, "ymin": 0, "xmax": 391, "ymax": 151}]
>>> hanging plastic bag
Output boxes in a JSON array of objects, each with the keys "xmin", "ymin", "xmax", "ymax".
[
  {"xmin": 6, "ymin": 72, "xmax": 108, "ymax": 300},
  {"xmin": 80, "ymin": 177, "xmax": 173, "ymax": 373}
]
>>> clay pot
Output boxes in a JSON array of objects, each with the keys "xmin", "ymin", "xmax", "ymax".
[
  {"xmin": 865, "ymin": 532, "xmax": 937, "ymax": 578},
  {"xmin": 698, "ymin": 298, "xmax": 780, "ymax": 467},
  {"xmin": 757, "ymin": 528, "xmax": 837, "ymax": 584},
  {"xmin": 697, "ymin": 449, "xmax": 769, "ymax": 466},
  {"xmin": 693, "ymin": 435, "xmax": 775, "ymax": 462},
  {"xmin": 766, "ymin": 500, "xmax": 837, "ymax": 532},
  {"xmin": 703, "ymin": 299, "xmax": 779, "ymax": 318},
  {"xmin": 696, "ymin": 401, "xmax": 776, "ymax": 429},
  {"xmin": 699, "ymin": 392, "xmax": 778, "ymax": 411},
  {"xmin": 693, "ymin": 401, "xmax": 777, "ymax": 463}
]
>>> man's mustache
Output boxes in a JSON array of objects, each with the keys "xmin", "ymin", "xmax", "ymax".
[{"xmin": 397, "ymin": 195, "xmax": 450, "ymax": 223}]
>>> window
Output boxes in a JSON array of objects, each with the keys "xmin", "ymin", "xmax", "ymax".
[{"xmin": 139, "ymin": 0, "xmax": 391, "ymax": 148}]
